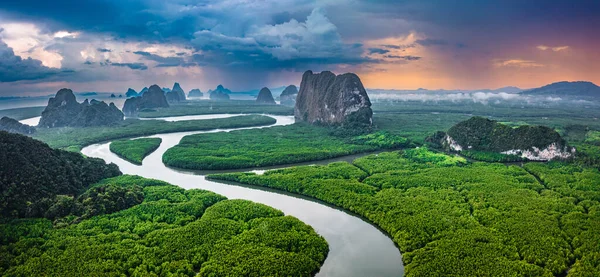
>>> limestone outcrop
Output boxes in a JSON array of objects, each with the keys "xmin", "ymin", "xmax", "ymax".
[
  {"xmin": 123, "ymin": 85, "xmax": 169, "ymax": 116},
  {"xmin": 188, "ymin": 89, "xmax": 203, "ymax": 98},
  {"xmin": 280, "ymin": 85, "xmax": 298, "ymax": 106},
  {"xmin": 38, "ymin": 88, "xmax": 123, "ymax": 127},
  {"xmin": 209, "ymin": 85, "xmax": 231, "ymax": 101},
  {"xmin": 166, "ymin": 82, "xmax": 186, "ymax": 102},
  {"xmin": 294, "ymin": 70, "xmax": 372, "ymax": 126},
  {"xmin": 256, "ymin": 87, "xmax": 276, "ymax": 104}
]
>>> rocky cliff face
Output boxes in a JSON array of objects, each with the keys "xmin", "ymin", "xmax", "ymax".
[
  {"xmin": 0, "ymin": 117, "xmax": 36, "ymax": 134},
  {"xmin": 295, "ymin": 70, "xmax": 372, "ymax": 126},
  {"xmin": 188, "ymin": 89, "xmax": 203, "ymax": 98},
  {"xmin": 256, "ymin": 87, "xmax": 276, "ymax": 104},
  {"xmin": 280, "ymin": 85, "xmax": 298, "ymax": 106},
  {"xmin": 123, "ymin": 85, "xmax": 170, "ymax": 116},
  {"xmin": 38, "ymin": 89, "xmax": 123, "ymax": 128},
  {"xmin": 209, "ymin": 85, "xmax": 231, "ymax": 100}
]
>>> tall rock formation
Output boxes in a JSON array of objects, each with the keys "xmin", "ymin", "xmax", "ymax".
[
  {"xmin": 256, "ymin": 87, "xmax": 276, "ymax": 104},
  {"xmin": 166, "ymin": 82, "xmax": 186, "ymax": 102},
  {"xmin": 126, "ymin": 88, "xmax": 138, "ymax": 97},
  {"xmin": 294, "ymin": 70, "xmax": 372, "ymax": 126},
  {"xmin": 280, "ymin": 85, "xmax": 298, "ymax": 106},
  {"xmin": 209, "ymin": 85, "xmax": 231, "ymax": 100},
  {"xmin": 139, "ymin": 87, "xmax": 149, "ymax": 95},
  {"xmin": 38, "ymin": 88, "xmax": 124, "ymax": 128},
  {"xmin": 188, "ymin": 89, "xmax": 203, "ymax": 98},
  {"xmin": 123, "ymin": 85, "xmax": 170, "ymax": 116}
]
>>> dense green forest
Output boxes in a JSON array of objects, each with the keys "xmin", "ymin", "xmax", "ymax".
[
  {"xmin": 163, "ymin": 123, "xmax": 409, "ymax": 170},
  {"xmin": 0, "ymin": 175, "xmax": 329, "ymax": 276},
  {"xmin": 34, "ymin": 115, "xmax": 275, "ymax": 150},
  {"xmin": 459, "ymin": 150, "xmax": 525, "ymax": 162},
  {"xmin": 110, "ymin": 138, "xmax": 162, "ymax": 164},
  {"xmin": 209, "ymin": 148, "xmax": 600, "ymax": 277},
  {"xmin": 0, "ymin": 131, "xmax": 121, "ymax": 218},
  {"xmin": 139, "ymin": 100, "xmax": 293, "ymax": 117}
]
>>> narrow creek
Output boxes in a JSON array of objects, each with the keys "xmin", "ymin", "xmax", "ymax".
[{"xmin": 72, "ymin": 114, "xmax": 404, "ymax": 277}]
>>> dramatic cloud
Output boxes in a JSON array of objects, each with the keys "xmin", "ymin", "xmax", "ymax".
[
  {"xmin": 0, "ymin": 0, "xmax": 598, "ymax": 94},
  {"xmin": 386, "ymin": 55, "xmax": 421, "ymax": 61},
  {"xmin": 133, "ymin": 51, "xmax": 194, "ymax": 67},
  {"xmin": 368, "ymin": 48, "xmax": 389, "ymax": 54},
  {"xmin": 382, "ymin": 44, "xmax": 415, "ymax": 50},
  {"xmin": 493, "ymin": 59, "xmax": 543, "ymax": 68},
  {"xmin": 537, "ymin": 45, "xmax": 570, "ymax": 52},
  {"xmin": 415, "ymin": 38, "xmax": 448, "ymax": 46},
  {"xmin": 0, "ymin": 39, "xmax": 70, "ymax": 82},
  {"xmin": 191, "ymin": 8, "xmax": 372, "ymax": 69},
  {"xmin": 107, "ymin": 62, "xmax": 148, "ymax": 71}
]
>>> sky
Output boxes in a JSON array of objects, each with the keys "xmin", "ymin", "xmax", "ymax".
[{"xmin": 0, "ymin": 0, "xmax": 599, "ymax": 96}]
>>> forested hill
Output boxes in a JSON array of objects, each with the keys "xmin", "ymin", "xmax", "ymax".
[
  {"xmin": 522, "ymin": 81, "xmax": 600, "ymax": 98},
  {"xmin": 0, "ymin": 131, "xmax": 121, "ymax": 218},
  {"xmin": 447, "ymin": 117, "xmax": 567, "ymax": 152},
  {"xmin": 426, "ymin": 117, "xmax": 574, "ymax": 161}
]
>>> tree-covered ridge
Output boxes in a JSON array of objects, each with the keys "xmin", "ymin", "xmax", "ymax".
[
  {"xmin": 0, "ymin": 131, "xmax": 121, "ymax": 218},
  {"xmin": 110, "ymin": 137, "xmax": 162, "ymax": 164},
  {"xmin": 0, "ymin": 175, "xmax": 329, "ymax": 276},
  {"xmin": 162, "ymin": 123, "xmax": 410, "ymax": 170},
  {"xmin": 209, "ymin": 148, "xmax": 600, "ymax": 276},
  {"xmin": 446, "ymin": 116, "xmax": 568, "ymax": 152}
]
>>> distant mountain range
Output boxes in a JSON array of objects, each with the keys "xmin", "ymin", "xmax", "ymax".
[
  {"xmin": 368, "ymin": 81, "xmax": 600, "ymax": 99},
  {"xmin": 368, "ymin": 86, "xmax": 524, "ymax": 95},
  {"xmin": 521, "ymin": 81, "xmax": 600, "ymax": 97}
]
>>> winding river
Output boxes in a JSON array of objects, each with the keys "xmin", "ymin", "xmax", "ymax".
[{"xmin": 25, "ymin": 114, "xmax": 404, "ymax": 276}]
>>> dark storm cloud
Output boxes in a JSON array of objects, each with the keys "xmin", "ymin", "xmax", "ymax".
[
  {"xmin": 189, "ymin": 8, "xmax": 378, "ymax": 71},
  {"xmin": 415, "ymin": 39, "xmax": 447, "ymax": 47},
  {"xmin": 368, "ymin": 48, "xmax": 389, "ymax": 54},
  {"xmin": 386, "ymin": 55, "xmax": 421, "ymax": 61},
  {"xmin": 383, "ymin": 44, "xmax": 415, "ymax": 50},
  {"xmin": 357, "ymin": 0, "xmax": 600, "ymax": 28},
  {"xmin": 133, "ymin": 51, "xmax": 195, "ymax": 68},
  {"xmin": 110, "ymin": 62, "xmax": 148, "ymax": 71},
  {"xmin": 0, "ymin": 39, "xmax": 72, "ymax": 82},
  {"xmin": 97, "ymin": 48, "xmax": 112, "ymax": 52}
]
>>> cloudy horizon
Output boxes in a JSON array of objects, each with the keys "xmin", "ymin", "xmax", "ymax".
[{"xmin": 1, "ymin": 0, "xmax": 599, "ymax": 97}]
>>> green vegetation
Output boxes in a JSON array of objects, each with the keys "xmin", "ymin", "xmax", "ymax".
[
  {"xmin": 585, "ymin": 130, "xmax": 600, "ymax": 145},
  {"xmin": 0, "ymin": 175, "xmax": 329, "ymax": 276},
  {"xmin": 370, "ymin": 101, "xmax": 600, "ymax": 145},
  {"xmin": 110, "ymin": 137, "xmax": 162, "ymax": 164},
  {"xmin": 0, "ymin": 131, "xmax": 121, "ymax": 218},
  {"xmin": 163, "ymin": 123, "xmax": 410, "ymax": 170},
  {"xmin": 209, "ymin": 147, "xmax": 600, "ymax": 276},
  {"xmin": 0, "ymin": 106, "xmax": 44, "ymax": 121},
  {"xmin": 139, "ymin": 100, "xmax": 293, "ymax": 118},
  {"xmin": 460, "ymin": 150, "xmax": 525, "ymax": 162},
  {"xmin": 446, "ymin": 116, "xmax": 567, "ymax": 152},
  {"xmin": 34, "ymin": 115, "xmax": 275, "ymax": 150}
]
